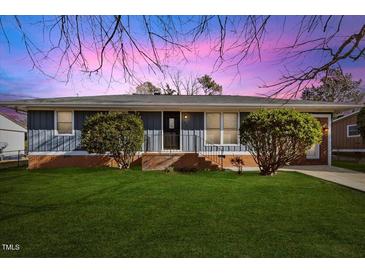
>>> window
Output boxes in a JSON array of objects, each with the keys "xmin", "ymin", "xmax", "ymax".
[
  {"xmin": 169, "ymin": 118, "xmax": 175, "ymax": 129},
  {"xmin": 56, "ymin": 111, "xmax": 73, "ymax": 135},
  {"xmin": 206, "ymin": 113, "xmax": 221, "ymax": 144},
  {"xmin": 347, "ymin": 124, "xmax": 360, "ymax": 137},
  {"xmin": 223, "ymin": 113, "xmax": 238, "ymax": 144},
  {"xmin": 205, "ymin": 112, "xmax": 239, "ymax": 145}
]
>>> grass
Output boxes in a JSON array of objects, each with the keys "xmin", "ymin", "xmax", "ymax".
[
  {"xmin": 333, "ymin": 160, "xmax": 365, "ymax": 173},
  {"xmin": 0, "ymin": 167, "xmax": 365, "ymax": 258}
]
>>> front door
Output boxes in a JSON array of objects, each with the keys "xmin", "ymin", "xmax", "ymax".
[{"xmin": 163, "ymin": 112, "xmax": 180, "ymax": 150}]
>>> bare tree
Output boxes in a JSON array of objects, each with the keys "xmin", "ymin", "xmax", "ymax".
[
  {"xmin": 0, "ymin": 15, "xmax": 364, "ymax": 97},
  {"xmin": 262, "ymin": 17, "xmax": 365, "ymax": 98},
  {"xmin": 161, "ymin": 84, "xmax": 177, "ymax": 95},
  {"xmin": 167, "ymin": 71, "xmax": 183, "ymax": 95},
  {"xmin": 182, "ymin": 74, "xmax": 200, "ymax": 95},
  {"xmin": 160, "ymin": 71, "xmax": 219, "ymax": 95},
  {"xmin": 164, "ymin": 71, "xmax": 200, "ymax": 95}
]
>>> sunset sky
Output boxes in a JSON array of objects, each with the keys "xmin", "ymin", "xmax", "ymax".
[{"xmin": 0, "ymin": 15, "xmax": 364, "ymax": 100}]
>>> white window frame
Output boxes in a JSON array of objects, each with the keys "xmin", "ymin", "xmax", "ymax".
[
  {"xmin": 347, "ymin": 124, "xmax": 360, "ymax": 138},
  {"xmin": 54, "ymin": 110, "xmax": 75, "ymax": 136},
  {"xmin": 204, "ymin": 112, "xmax": 222, "ymax": 146},
  {"xmin": 169, "ymin": 118, "xmax": 175, "ymax": 129},
  {"xmin": 204, "ymin": 112, "xmax": 240, "ymax": 146}
]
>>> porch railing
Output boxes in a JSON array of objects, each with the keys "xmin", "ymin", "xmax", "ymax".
[{"xmin": 143, "ymin": 132, "xmax": 227, "ymax": 168}]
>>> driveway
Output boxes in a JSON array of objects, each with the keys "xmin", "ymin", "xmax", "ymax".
[{"xmin": 281, "ymin": 165, "xmax": 365, "ymax": 192}]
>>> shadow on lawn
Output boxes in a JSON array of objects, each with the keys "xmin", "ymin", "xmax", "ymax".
[
  {"xmin": 0, "ymin": 168, "xmax": 281, "ymax": 224},
  {"xmin": 0, "ymin": 182, "xmax": 130, "ymax": 223}
]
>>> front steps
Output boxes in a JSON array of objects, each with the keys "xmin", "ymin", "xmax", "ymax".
[{"xmin": 142, "ymin": 153, "xmax": 220, "ymax": 171}]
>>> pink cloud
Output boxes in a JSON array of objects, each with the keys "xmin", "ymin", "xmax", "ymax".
[{"xmin": 1, "ymin": 16, "xmax": 365, "ymax": 99}]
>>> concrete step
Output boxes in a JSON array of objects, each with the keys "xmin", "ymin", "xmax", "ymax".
[
  {"xmin": 197, "ymin": 155, "xmax": 221, "ymax": 170},
  {"xmin": 142, "ymin": 153, "xmax": 220, "ymax": 171}
]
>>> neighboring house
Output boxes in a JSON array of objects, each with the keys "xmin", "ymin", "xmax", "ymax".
[
  {"xmin": 332, "ymin": 111, "xmax": 365, "ymax": 161},
  {"xmin": 1, "ymin": 94, "xmax": 359, "ymax": 169},
  {"xmin": 0, "ymin": 112, "xmax": 27, "ymax": 160}
]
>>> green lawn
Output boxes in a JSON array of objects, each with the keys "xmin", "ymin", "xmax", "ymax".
[
  {"xmin": 333, "ymin": 160, "xmax": 365, "ymax": 173},
  {"xmin": 1, "ymin": 168, "xmax": 365, "ymax": 258}
]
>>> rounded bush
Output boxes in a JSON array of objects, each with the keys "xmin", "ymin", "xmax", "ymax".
[
  {"xmin": 240, "ymin": 108, "xmax": 322, "ymax": 175},
  {"xmin": 81, "ymin": 112, "xmax": 144, "ymax": 169}
]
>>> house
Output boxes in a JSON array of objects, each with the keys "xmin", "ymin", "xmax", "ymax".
[
  {"xmin": 1, "ymin": 94, "xmax": 360, "ymax": 170},
  {"xmin": 332, "ymin": 110, "xmax": 365, "ymax": 162},
  {"xmin": 0, "ymin": 111, "xmax": 27, "ymax": 160}
]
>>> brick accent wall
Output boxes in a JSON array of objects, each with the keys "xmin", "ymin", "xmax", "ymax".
[
  {"xmin": 142, "ymin": 153, "xmax": 219, "ymax": 171},
  {"xmin": 222, "ymin": 155, "xmax": 257, "ymax": 167},
  {"xmin": 28, "ymin": 155, "xmax": 141, "ymax": 169}
]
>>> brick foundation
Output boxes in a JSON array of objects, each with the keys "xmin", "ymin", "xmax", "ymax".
[
  {"xmin": 333, "ymin": 152, "xmax": 365, "ymax": 163},
  {"xmin": 142, "ymin": 153, "xmax": 219, "ymax": 171},
  {"xmin": 28, "ymin": 155, "xmax": 142, "ymax": 169},
  {"xmin": 29, "ymin": 153, "xmax": 220, "ymax": 171},
  {"xmin": 29, "ymin": 150, "xmax": 327, "ymax": 170}
]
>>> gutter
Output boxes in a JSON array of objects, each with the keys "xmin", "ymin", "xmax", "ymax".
[
  {"xmin": 1, "ymin": 102, "xmax": 361, "ymax": 108},
  {"xmin": 333, "ymin": 110, "xmax": 361, "ymax": 123}
]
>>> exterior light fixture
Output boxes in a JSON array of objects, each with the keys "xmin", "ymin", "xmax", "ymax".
[{"xmin": 322, "ymin": 124, "xmax": 329, "ymax": 134}]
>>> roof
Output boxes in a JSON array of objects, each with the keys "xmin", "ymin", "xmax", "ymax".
[
  {"xmin": 1, "ymin": 94, "xmax": 362, "ymax": 112},
  {"xmin": 0, "ymin": 108, "xmax": 27, "ymax": 129},
  {"xmin": 333, "ymin": 110, "xmax": 360, "ymax": 123}
]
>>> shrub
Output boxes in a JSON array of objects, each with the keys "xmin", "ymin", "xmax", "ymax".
[
  {"xmin": 358, "ymin": 108, "xmax": 365, "ymax": 141},
  {"xmin": 240, "ymin": 109, "xmax": 322, "ymax": 176},
  {"xmin": 81, "ymin": 112, "xmax": 144, "ymax": 169},
  {"xmin": 164, "ymin": 166, "xmax": 175, "ymax": 173},
  {"xmin": 230, "ymin": 156, "xmax": 244, "ymax": 174}
]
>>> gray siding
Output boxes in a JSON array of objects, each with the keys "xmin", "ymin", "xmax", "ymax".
[
  {"xmin": 140, "ymin": 112, "xmax": 162, "ymax": 152},
  {"xmin": 181, "ymin": 112, "xmax": 204, "ymax": 151},
  {"xmin": 240, "ymin": 112, "xmax": 249, "ymax": 124},
  {"xmin": 74, "ymin": 111, "xmax": 99, "ymax": 130},
  {"xmin": 28, "ymin": 110, "xmax": 248, "ymax": 153},
  {"xmin": 28, "ymin": 110, "xmax": 98, "ymax": 152}
]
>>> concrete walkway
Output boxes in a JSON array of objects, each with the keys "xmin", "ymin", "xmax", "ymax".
[
  {"xmin": 229, "ymin": 165, "xmax": 365, "ymax": 192},
  {"xmin": 281, "ymin": 165, "xmax": 365, "ymax": 192}
]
